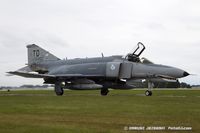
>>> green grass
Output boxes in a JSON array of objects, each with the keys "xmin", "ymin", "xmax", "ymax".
[{"xmin": 0, "ymin": 89, "xmax": 199, "ymax": 133}]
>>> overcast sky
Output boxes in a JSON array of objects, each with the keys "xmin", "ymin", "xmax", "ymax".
[{"xmin": 0, "ymin": 0, "xmax": 199, "ymax": 86}]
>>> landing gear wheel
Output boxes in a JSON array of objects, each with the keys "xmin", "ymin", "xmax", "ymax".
[
  {"xmin": 55, "ymin": 88, "xmax": 64, "ymax": 96},
  {"xmin": 146, "ymin": 81, "xmax": 153, "ymax": 96},
  {"xmin": 101, "ymin": 88, "xmax": 109, "ymax": 96},
  {"xmin": 55, "ymin": 82, "xmax": 64, "ymax": 96},
  {"xmin": 145, "ymin": 90, "xmax": 152, "ymax": 96},
  {"xmin": 149, "ymin": 91, "xmax": 152, "ymax": 96}
]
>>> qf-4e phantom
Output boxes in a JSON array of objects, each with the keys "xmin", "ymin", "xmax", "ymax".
[{"xmin": 8, "ymin": 42, "xmax": 189, "ymax": 96}]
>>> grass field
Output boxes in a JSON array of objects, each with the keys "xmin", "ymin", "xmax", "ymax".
[{"xmin": 0, "ymin": 89, "xmax": 199, "ymax": 133}]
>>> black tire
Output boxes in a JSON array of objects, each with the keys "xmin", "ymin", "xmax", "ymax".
[
  {"xmin": 145, "ymin": 90, "xmax": 152, "ymax": 96},
  {"xmin": 101, "ymin": 88, "xmax": 109, "ymax": 96},
  {"xmin": 55, "ymin": 82, "xmax": 64, "ymax": 96},
  {"xmin": 55, "ymin": 88, "xmax": 64, "ymax": 96},
  {"xmin": 149, "ymin": 91, "xmax": 152, "ymax": 96}
]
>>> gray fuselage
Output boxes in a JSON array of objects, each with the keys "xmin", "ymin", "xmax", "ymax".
[{"xmin": 33, "ymin": 55, "xmax": 186, "ymax": 82}]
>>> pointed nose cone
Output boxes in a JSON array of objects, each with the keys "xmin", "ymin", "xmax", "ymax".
[{"xmin": 183, "ymin": 71, "xmax": 190, "ymax": 77}]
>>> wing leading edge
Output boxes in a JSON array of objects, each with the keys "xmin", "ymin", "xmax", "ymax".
[
  {"xmin": 7, "ymin": 71, "xmax": 104, "ymax": 79},
  {"xmin": 7, "ymin": 71, "xmax": 55, "ymax": 78}
]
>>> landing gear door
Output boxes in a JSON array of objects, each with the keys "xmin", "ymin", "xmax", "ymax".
[
  {"xmin": 106, "ymin": 62, "xmax": 121, "ymax": 78},
  {"xmin": 119, "ymin": 62, "xmax": 132, "ymax": 79}
]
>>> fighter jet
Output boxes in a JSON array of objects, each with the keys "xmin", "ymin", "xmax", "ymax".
[{"xmin": 8, "ymin": 42, "xmax": 189, "ymax": 96}]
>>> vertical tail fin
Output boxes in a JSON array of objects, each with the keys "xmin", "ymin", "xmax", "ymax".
[{"xmin": 27, "ymin": 44, "xmax": 60, "ymax": 65}]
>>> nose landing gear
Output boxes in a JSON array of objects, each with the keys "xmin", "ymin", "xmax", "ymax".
[
  {"xmin": 145, "ymin": 81, "xmax": 154, "ymax": 96},
  {"xmin": 145, "ymin": 90, "xmax": 152, "ymax": 96}
]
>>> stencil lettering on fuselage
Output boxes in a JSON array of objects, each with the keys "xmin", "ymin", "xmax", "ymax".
[{"xmin": 33, "ymin": 50, "xmax": 40, "ymax": 57}]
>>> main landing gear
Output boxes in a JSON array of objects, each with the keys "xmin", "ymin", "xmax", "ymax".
[
  {"xmin": 55, "ymin": 82, "xmax": 64, "ymax": 96},
  {"xmin": 145, "ymin": 81, "xmax": 154, "ymax": 96},
  {"xmin": 101, "ymin": 87, "xmax": 109, "ymax": 96}
]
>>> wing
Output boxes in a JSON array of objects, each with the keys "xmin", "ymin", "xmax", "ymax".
[
  {"xmin": 7, "ymin": 71, "xmax": 104, "ymax": 79},
  {"xmin": 54, "ymin": 74, "xmax": 104, "ymax": 78},
  {"xmin": 7, "ymin": 71, "xmax": 55, "ymax": 78}
]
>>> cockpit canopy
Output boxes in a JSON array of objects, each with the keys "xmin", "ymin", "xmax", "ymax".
[{"xmin": 125, "ymin": 42, "xmax": 145, "ymax": 62}]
